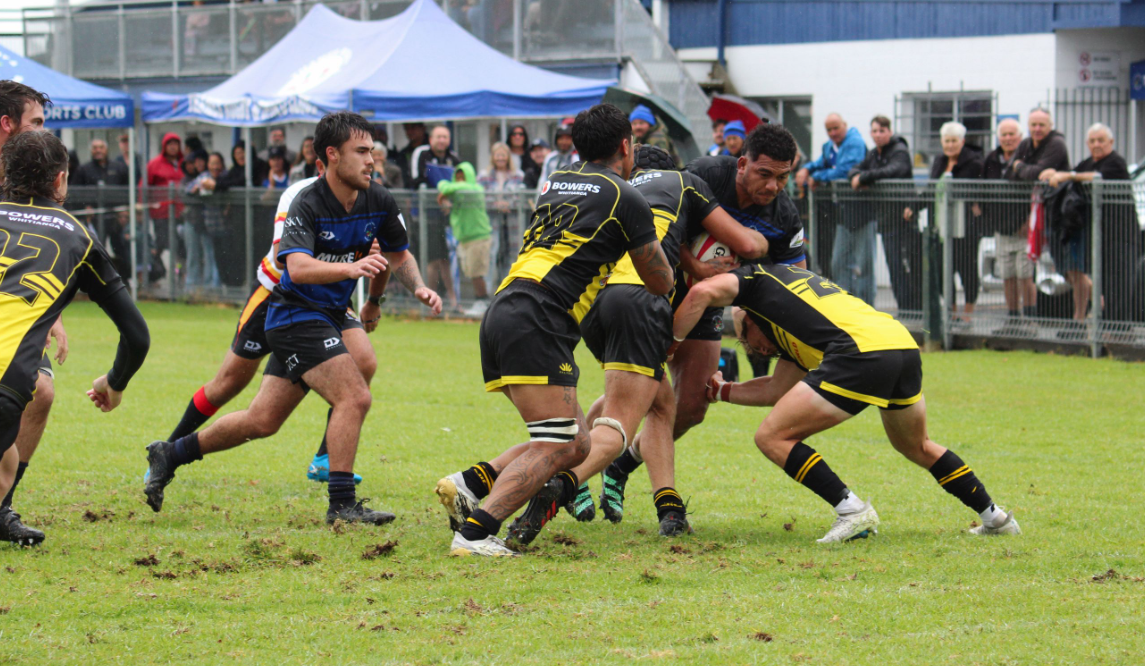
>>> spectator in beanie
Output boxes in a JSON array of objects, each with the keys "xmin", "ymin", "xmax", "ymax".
[
  {"xmin": 721, "ymin": 120, "xmax": 746, "ymax": 157},
  {"xmin": 629, "ymin": 104, "xmax": 680, "ymax": 166}
]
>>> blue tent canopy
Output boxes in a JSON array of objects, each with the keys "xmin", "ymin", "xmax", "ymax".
[
  {"xmin": 0, "ymin": 45, "xmax": 133, "ymax": 129},
  {"xmin": 142, "ymin": 0, "xmax": 612, "ymax": 127}
]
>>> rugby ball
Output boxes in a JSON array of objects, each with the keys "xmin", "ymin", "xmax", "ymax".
[{"xmin": 685, "ymin": 233, "xmax": 735, "ymax": 287}]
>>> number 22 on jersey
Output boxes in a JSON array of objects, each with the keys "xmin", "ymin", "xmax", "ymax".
[{"xmin": 0, "ymin": 229, "xmax": 64, "ymax": 307}]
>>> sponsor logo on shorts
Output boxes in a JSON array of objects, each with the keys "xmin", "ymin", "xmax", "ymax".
[
  {"xmin": 243, "ymin": 340, "xmax": 262, "ymax": 353},
  {"xmin": 285, "ymin": 354, "xmax": 300, "ymax": 371},
  {"xmin": 559, "ymin": 363, "xmax": 573, "ymax": 374},
  {"xmin": 323, "ymin": 337, "xmax": 342, "ymax": 349},
  {"xmin": 712, "ymin": 313, "xmax": 724, "ymax": 332}
]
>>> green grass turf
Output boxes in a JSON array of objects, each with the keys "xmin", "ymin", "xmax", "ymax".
[{"xmin": 2, "ymin": 301, "xmax": 1143, "ymax": 665}]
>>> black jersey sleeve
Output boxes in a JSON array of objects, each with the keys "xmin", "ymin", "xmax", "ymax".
[
  {"xmin": 77, "ymin": 240, "xmax": 126, "ymax": 303},
  {"xmin": 375, "ymin": 188, "xmax": 410, "ymax": 253},
  {"xmin": 277, "ymin": 196, "xmax": 317, "ymax": 261},
  {"xmin": 767, "ymin": 194, "xmax": 806, "ymax": 265},
  {"xmin": 618, "ymin": 188, "xmax": 658, "ymax": 251},
  {"xmin": 683, "ymin": 172, "xmax": 720, "ymax": 227},
  {"xmin": 685, "ymin": 156, "xmax": 735, "ymax": 196},
  {"xmin": 98, "ymin": 287, "xmax": 150, "ymax": 392}
]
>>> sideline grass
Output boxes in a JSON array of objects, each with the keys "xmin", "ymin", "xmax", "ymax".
[{"xmin": 1, "ymin": 301, "xmax": 1143, "ymax": 665}]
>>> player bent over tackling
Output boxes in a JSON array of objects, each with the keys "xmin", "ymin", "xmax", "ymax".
[
  {"xmin": 144, "ymin": 112, "xmax": 440, "ymax": 525},
  {"xmin": 671, "ymin": 263, "xmax": 1021, "ymax": 542}
]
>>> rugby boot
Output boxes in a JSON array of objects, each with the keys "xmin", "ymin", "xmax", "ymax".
[
  {"xmin": 564, "ymin": 482, "xmax": 596, "ymax": 522},
  {"xmin": 506, "ymin": 478, "xmax": 563, "ymax": 547},
  {"xmin": 0, "ymin": 507, "xmax": 45, "ymax": 546},
  {"xmin": 658, "ymin": 510, "xmax": 693, "ymax": 537},
  {"xmin": 144, "ymin": 441, "xmax": 177, "ymax": 512},
  {"xmin": 816, "ymin": 501, "xmax": 880, "ymax": 543},
  {"xmin": 969, "ymin": 510, "xmax": 1021, "ymax": 536},
  {"xmin": 307, "ymin": 454, "xmax": 362, "ymax": 484},
  {"xmin": 435, "ymin": 471, "xmax": 479, "ymax": 532},
  {"xmin": 325, "ymin": 498, "xmax": 395, "ymax": 526},
  {"xmin": 449, "ymin": 532, "xmax": 518, "ymax": 557},
  {"xmin": 599, "ymin": 461, "xmax": 628, "ymax": 524}
]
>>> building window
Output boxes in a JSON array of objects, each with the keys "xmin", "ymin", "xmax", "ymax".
[
  {"xmin": 898, "ymin": 91, "xmax": 994, "ymax": 168},
  {"xmin": 754, "ymin": 97, "xmax": 813, "ymax": 163}
]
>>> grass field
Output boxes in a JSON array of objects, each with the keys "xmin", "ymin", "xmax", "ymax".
[{"xmin": 1, "ymin": 301, "xmax": 1143, "ymax": 665}]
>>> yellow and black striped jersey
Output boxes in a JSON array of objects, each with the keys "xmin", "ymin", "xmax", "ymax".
[
  {"xmin": 0, "ymin": 197, "xmax": 124, "ymax": 404},
  {"xmin": 500, "ymin": 161, "xmax": 657, "ymax": 322},
  {"xmin": 608, "ymin": 168, "xmax": 718, "ymax": 288},
  {"xmin": 732, "ymin": 263, "xmax": 917, "ymax": 372}
]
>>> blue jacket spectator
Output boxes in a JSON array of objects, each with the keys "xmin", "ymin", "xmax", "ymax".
[{"xmin": 798, "ymin": 114, "xmax": 866, "ymax": 186}]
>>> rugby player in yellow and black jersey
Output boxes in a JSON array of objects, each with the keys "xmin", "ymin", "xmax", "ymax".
[
  {"xmin": 436, "ymin": 104, "xmax": 674, "ymax": 557},
  {"xmin": 560, "ymin": 144, "xmax": 768, "ymax": 540},
  {"xmin": 0, "ymin": 131, "xmax": 150, "ymax": 542},
  {"xmin": 671, "ymin": 262, "xmax": 1021, "ymax": 542}
]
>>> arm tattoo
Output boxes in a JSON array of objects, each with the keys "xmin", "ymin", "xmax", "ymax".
[
  {"xmin": 393, "ymin": 255, "xmax": 427, "ymax": 292},
  {"xmin": 631, "ymin": 241, "xmax": 672, "ymax": 286}
]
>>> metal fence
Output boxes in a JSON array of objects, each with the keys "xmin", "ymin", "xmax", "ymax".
[
  {"xmin": 800, "ymin": 178, "xmax": 1145, "ymax": 356},
  {"xmin": 66, "ymin": 177, "xmax": 1144, "ymax": 356}
]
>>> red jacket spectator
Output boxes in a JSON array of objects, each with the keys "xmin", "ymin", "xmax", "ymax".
[{"xmin": 146, "ymin": 132, "xmax": 184, "ymax": 219}]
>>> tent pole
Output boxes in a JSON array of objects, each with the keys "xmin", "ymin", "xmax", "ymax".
[
  {"xmin": 128, "ymin": 126, "xmax": 138, "ymax": 302},
  {"xmin": 243, "ymin": 126, "xmax": 254, "ymax": 297}
]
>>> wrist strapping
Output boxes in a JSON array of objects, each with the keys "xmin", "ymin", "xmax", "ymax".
[{"xmin": 719, "ymin": 382, "xmax": 733, "ymax": 403}]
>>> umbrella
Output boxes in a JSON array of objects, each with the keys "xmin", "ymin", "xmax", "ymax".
[
  {"xmin": 602, "ymin": 87, "xmax": 701, "ymax": 164},
  {"xmin": 708, "ymin": 93, "xmax": 771, "ymax": 132}
]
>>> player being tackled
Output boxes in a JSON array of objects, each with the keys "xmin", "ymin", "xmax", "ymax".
[{"xmin": 671, "ymin": 262, "xmax": 1021, "ymax": 542}]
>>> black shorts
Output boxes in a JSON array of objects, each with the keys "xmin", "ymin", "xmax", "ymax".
[
  {"xmin": 480, "ymin": 280, "xmax": 580, "ymax": 392},
  {"xmin": 0, "ymin": 391, "xmax": 23, "ymax": 454},
  {"xmin": 580, "ymin": 284, "xmax": 671, "ymax": 381},
  {"xmin": 670, "ymin": 280, "xmax": 724, "ymax": 341},
  {"xmin": 802, "ymin": 349, "xmax": 923, "ymax": 416},
  {"xmin": 264, "ymin": 319, "xmax": 350, "ymax": 384},
  {"xmin": 37, "ymin": 354, "xmax": 53, "ymax": 380},
  {"xmin": 234, "ymin": 286, "xmax": 363, "ymax": 360}
]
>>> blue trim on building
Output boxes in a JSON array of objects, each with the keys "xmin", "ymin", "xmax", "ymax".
[{"xmin": 668, "ymin": 0, "xmax": 1145, "ymax": 49}]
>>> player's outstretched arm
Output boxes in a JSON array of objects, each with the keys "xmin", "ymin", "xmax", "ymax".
[
  {"xmin": 700, "ymin": 206, "xmax": 769, "ymax": 260},
  {"xmin": 384, "ymin": 249, "xmax": 443, "ymax": 315},
  {"xmin": 671, "ymin": 273, "xmax": 739, "ymax": 343},
  {"xmin": 678, "ymin": 243, "xmax": 739, "ymax": 282},
  {"xmin": 707, "ymin": 360, "xmax": 805, "ymax": 407},
  {"xmin": 86, "ymin": 288, "xmax": 150, "ymax": 412},
  {"xmin": 286, "ymin": 252, "xmax": 388, "ymax": 284},
  {"xmin": 629, "ymin": 240, "xmax": 674, "ymax": 296}
]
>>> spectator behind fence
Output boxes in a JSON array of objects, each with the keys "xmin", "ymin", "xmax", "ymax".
[
  {"xmin": 260, "ymin": 127, "xmax": 296, "ymax": 164},
  {"xmin": 413, "ymin": 125, "xmax": 462, "ymax": 312},
  {"xmin": 1008, "ymin": 108, "xmax": 1070, "ymax": 182},
  {"xmin": 371, "ymin": 142, "xmax": 404, "ymax": 189},
  {"xmin": 478, "ymin": 142, "xmax": 525, "ymax": 291},
  {"xmin": 538, "ymin": 122, "xmax": 577, "ymax": 185},
  {"xmin": 796, "ymin": 113, "xmax": 866, "ymax": 281},
  {"xmin": 1042, "ymin": 122, "xmax": 1134, "ymax": 330},
  {"xmin": 182, "ymin": 151, "xmax": 228, "ymax": 291},
  {"xmin": 74, "ymin": 138, "xmax": 128, "ymax": 186},
  {"xmin": 925, "ymin": 121, "xmax": 984, "ymax": 323},
  {"xmin": 630, "ymin": 104, "xmax": 680, "ymax": 167},
  {"xmin": 261, "ymin": 145, "xmax": 290, "ymax": 190},
  {"xmin": 523, "ymin": 138, "xmax": 549, "ymax": 189},
  {"xmin": 437, "ymin": 162, "xmax": 493, "ymax": 316},
  {"xmin": 981, "ymin": 118, "xmax": 1036, "ymax": 332},
  {"xmin": 116, "ymin": 133, "xmax": 142, "ymax": 177},
  {"xmin": 144, "ymin": 132, "xmax": 184, "ymax": 284},
  {"xmin": 848, "ymin": 115, "xmax": 914, "ymax": 309},
  {"xmin": 507, "ymin": 124, "xmax": 537, "ymax": 175},
  {"xmin": 289, "ymin": 136, "xmax": 317, "ymax": 184},
  {"xmin": 721, "ymin": 120, "xmax": 746, "ymax": 157},
  {"xmin": 396, "ymin": 122, "xmax": 428, "ymax": 186},
  {"xmin": 220, "ymin": 140, "xmax": 268, "ymax": 188},
  {"xmin": 708, "ymin": 118, "xmax": 727, "ymax": 156}
]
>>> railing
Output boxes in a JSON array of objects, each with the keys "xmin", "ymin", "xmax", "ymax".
[{"xmin": 68, "ymin": 177, "xmax": 1144, "ymax": 357}]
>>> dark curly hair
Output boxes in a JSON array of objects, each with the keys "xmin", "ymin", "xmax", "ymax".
[
  {"xmin": 571, "ymin": 103, "xmax": 631, "ymax": 163},
  {"xmin": 313, "ymin": 111, "xmax": 375, "ymax": 167},
  {"xmin": 633, "ymin": 144, "xmax": 678, "ymax": 172},
  {"xmin": 743, "ymin": 123, "xmax": 798, "ymax": 164},
  {"xmin": 2, "ymin": 130, "xmax": 69, "ymax": 203},
  {"xmin": 0, "ymin": 81, "xmax": 51, "ymax": 132}
]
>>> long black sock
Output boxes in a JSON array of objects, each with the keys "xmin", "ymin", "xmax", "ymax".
[
  {"xmin": 1022, "ymin": 305, "xmax": 1037, "ymax": 319},
  {"xmin": 1, "ymin": 462, "xmax": 28, "ymax": 509},
  {"xmin": 169, "ymin": 433, "xmax": 203, "ymax": 469},
  {"xmin": 459, "ymin": 508, "xmax": 501, "ymax": 542},
  {"xmin": 460, "ymin": 462, "xmax": 497, "ymax": 499},
  {"xmin": 782, "ymin": 442, "xmax": 850, "ymax": 507},
  {"xmin": 612, "ymin": 448, "xmax": 642, "ymax": 475},
  {"xmin": 315, "ymin": 408, "xmax": 332, "ymax": 457},
  {"xmin": 653, "ymin": 487, "xmax": 685, "ymax": 520},
  {"xmin": 168, "ymin": 387, "xmax": 218, "ymax": 441},
  {"xmin": 929, "ymin": 450, "xmax": 994, "ymax": 514},
  {"xmin": 555, "ymin": 470, "xmax": 579, "ymax": 505},
  {"xmin": 327, "ymin": 471, "xmax": 357, "ymax": 511}
]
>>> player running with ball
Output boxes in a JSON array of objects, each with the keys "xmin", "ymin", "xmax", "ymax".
[{"xmin": 671, "ymin": 262, "xmax": 1022, "ymax": 542}]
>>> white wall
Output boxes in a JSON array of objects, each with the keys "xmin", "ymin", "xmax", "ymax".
[{"xmin": 679, "ymin": 33, "xmax": 1056, "ymax": 156}]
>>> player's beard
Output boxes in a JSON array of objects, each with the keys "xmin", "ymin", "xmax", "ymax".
[{"xmin": 337, "ymin": 162, "xmax": 370, "ymax": 191}]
